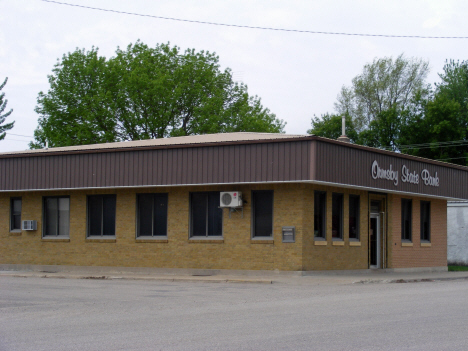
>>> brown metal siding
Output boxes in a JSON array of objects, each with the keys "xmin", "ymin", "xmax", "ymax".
[
  {"xmin": 314, "ymin": 141, "xmax": 468, "ymax": 199},
  {"xmin": 0, "ymin": 141, "xmax": 310, "ymax": 191}
]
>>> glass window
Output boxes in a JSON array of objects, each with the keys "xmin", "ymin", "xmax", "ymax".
[
  {"xmin": 349, "ymin": 195, "xmax": 360, "ymax": 240},
  {"xmin": 314, "ymin": 191, "xmax": 326, "ymax": 238},
  {"xmin": 252, "ymin": 190, "xmax": 274, "ymax": 238},
  {"xmin": 401, "ymin": 198, "xmax": 412, "ymax": 242},
  {"xmin": 43, "ymin": 197, "xmax": 70, "ymax": 237},
  {"xmin": 88, "ymin": 195, "xmax": 116, "ymax": 237},
  {"xmin": 137, "ymin": 193, "xmax": 168, "ymax": 237},
  {"xmin": 10, "ymin": 197, "xmax": 22, "ymax": 231},
  {"xmin": 420, "ymin": 201, "xmax": 431, "ymax": 242},
  {"xmin": 190, "ymin": 192, "xmax": 222, "ymax": 237},
  {"xmin": 332, "ymin": 193, "xmax": 344, "ymax": 239}
]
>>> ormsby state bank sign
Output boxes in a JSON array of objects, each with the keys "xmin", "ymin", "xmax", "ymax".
[{"xmin": 371, "ymin": 160, "xmax": 440, "ymax": 187}]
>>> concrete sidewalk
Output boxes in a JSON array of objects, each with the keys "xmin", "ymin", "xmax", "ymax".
[{"xmin": 1, "ymin": 265, "xmax": 468, "ymax": 285}]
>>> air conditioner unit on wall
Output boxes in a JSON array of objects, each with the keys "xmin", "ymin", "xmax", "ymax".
[
  {"xmin": 220, "ymin": 192, "xmax": 243, "ymax": 208},
  {"xmin": 22, "ymin": 220, "xmax": 37, "ymax": 231}
]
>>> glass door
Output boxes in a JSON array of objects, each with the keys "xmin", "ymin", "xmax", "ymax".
[{"xmin": 370, "ymin": 214, "xmax": 380, "ymax": 268}]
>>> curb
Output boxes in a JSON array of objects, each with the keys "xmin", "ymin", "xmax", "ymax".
[
  {"xmin": 0, "ymin": 272, "xmax": 273, "ymax": 284},
  {"xmin": 354, "ymin": 276, "xmax": 468, "ymax": 284}
]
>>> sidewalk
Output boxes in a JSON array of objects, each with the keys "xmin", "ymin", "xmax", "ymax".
[{"xmin": 1, "ymin": 265, "xmax": 468, "ymax": 285}]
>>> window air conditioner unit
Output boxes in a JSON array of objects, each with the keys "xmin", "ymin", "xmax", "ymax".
[
  {"xmin": 220, "ymin": 192, "xmax": 243, "ymax": 208},
  {"xmin": 22, "ymin": 220, "xmax": 37, "ymax": 231}
]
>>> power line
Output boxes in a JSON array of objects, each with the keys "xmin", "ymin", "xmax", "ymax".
[
  {"xmin": 40, "ymin": 0, "xmax": 468, "ymax": 39},
  {"xmin": 378, "ymin": 140, "xmax": 468, "ymax": 151},
  {"xmin": 400, "ymin": 142, "xmax": 468, "ymax": 151},
  {"xmin": 6, "ymin": 133, "xmax": 34, "ymax": 138},
  {"xmin": 437, "ymin": 156, "xmax": 468, "ymax": 162}
]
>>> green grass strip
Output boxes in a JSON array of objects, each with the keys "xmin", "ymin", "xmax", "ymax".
[{"xmin": 448, "ymin": 265, "xmax": 468, "ymax": 271}]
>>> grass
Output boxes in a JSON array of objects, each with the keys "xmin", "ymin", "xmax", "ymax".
[{"xmin": 448, "ymin": 265, "xmax": 468, "ymax": 271}]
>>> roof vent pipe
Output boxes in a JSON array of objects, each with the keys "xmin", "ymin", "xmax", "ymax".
[
  {"xmin": 337, "ymin": 115, "xmax": 350, "ymax": 143},
  {"xmin": 45, "ymin": 140, "xmax": 49, "ymax": 150}
]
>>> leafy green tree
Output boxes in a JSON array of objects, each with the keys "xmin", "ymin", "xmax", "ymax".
[
  {"xmin": 435, "ymin": 59, "xmax": 468, "ymax": 131},
  {"xmin": 312, "ymin": 56, "xmax": 468, "ymax": 165},
  {"xmin": 308, "ymin": 113, "xmax": 358, "ymax": 142},
  {"xmin": 31, "ymin": 42, "xmax": 284, "ymax": 148},
  {"xmin": 335, "ymin": 54, "xmax": 430, "ymax": 132},
  {"xmin": 358, "ymin": 108, "xmax": 403, "ymax": 151},
  {"xmin": 0, "ymin": 77, "xmax": 14, "ymax": 140},
  {"xmin": 395, "ymin": 61, "xmax": 468, "ymax": 165},
  {"xmin": 399, "ymin": 94, "xmax": 467, "ymax": 165},
  {"xmin": 32, "ymin": 48, "xmax": 116, "ymax": 148}
]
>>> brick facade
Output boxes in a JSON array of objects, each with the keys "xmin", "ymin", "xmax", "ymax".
[
  {"xmin": 389, "ymin": 194, "xmax": 447, "ymax": 268},
  {"xmin": 0, "ymin": 183, "xmax": 447, "ymax": 271}
]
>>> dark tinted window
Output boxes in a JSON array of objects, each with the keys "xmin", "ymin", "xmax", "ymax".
[
  {"xmin": 10, "ymin": 197, "xmax": 22, "ymax": 231},
  {"xmin": 314, "ymin": 191, "xmax": 326, "ymax": 238},
  {"xmin": 88, "ymin": 195, "xmax": 116, "ymax": 237},
  {"xmin": 137, "ymin": 193, "xmax": 168, "ymax": 237},
  {"xmin": 153, "ymin": 195, "xmax": 168, "ymax": 236},
  {"xmin": 252, "ymin": 191, "xmax": 273, "ymax": 238},
  {"xmin": 332, "ymin": 193, "xmax": 343, "ymax": 239},
  {"xmin": 44, "ymin": 197, "xmax": 70, "ymax": 237},
  {"xmin": 349, "ymin": 195, "xmax": 360, "ymax": 240},
  {"xmin": 207, "ymin": 193, "xmax": 223, "ymax": 236},
  {"xmin": 420, "ymin": 201, "xmax": 430, "ymax": 242},
  {"xmin": 190, "ymin": 192, "xmax": 222, "ymax": 237},
  {"xmin": 401, "ymin": 199, "xmax": 412, "ymax": 241}
]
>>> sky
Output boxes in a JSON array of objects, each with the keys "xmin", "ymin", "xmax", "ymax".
[{"xmin": 1, "ymin": 0, "xmax": 467, "ymax": 152}]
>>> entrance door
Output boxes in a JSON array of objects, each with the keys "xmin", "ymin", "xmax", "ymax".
[{"xmin": 370, "ymin": 213, "xmax": 380, "ymax": 268}]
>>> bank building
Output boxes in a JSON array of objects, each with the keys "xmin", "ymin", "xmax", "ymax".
[{"xmin": 1, "ymin": 132, "xmax": 467, "ymax": 273}]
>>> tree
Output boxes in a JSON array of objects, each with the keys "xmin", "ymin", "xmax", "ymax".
[
  {"xmin": 334, "ymin": 54, "xmax": 430, "ymax": 132},
  {"xmin": 358, "ymin": 108, "xmax": 403, "ymax": 151},
  {"xmin": 435, "ymin": 59, "xmax": 468, "ymax": 130},
  {"xmin": 31, "ymin": 42, "xmax": 285, "ymax": 148},
  {"xmin": 312, "ymin": 56, "xmax": 468, "ymax": 165},
  {"xmin": 0, "ymin": 77, "xmax": 14, "ymax": 140},
  {"xmin": 32, "ymin": 48, "xmax": 116, "ymax": 148}
]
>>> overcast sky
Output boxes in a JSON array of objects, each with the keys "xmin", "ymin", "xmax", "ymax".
[{"xmin": 1, "ymin": 0, "xmax": 467, "ymax": 152}]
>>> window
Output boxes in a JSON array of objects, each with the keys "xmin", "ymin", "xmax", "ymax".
[
  {"xmin": 314, "ymin": 191, "xmax": 326, "ymax": 238},
  {"xmin": 137, "ymin": 193, "xmax": 168, "ymax": 237},
  {"xmin": 43, "ymin": 197, "xmax": 70, "ymax": 237},
  {"xmin": 332, "ymin": 193, "xmax": 343, "ymax": 240},
  {"xmin": 349, "ymin": 195, "xmax": 360, "ymax": 240},
  {"xmin": 10, "ymin": 197, "xmax": 22, "ymax": 231},
  {"xmin": 401, "ymin": 198, "xmax": 412, "ymax": 242},
  {"xmin": 420, "ymin": 201, "xmax": 431, "ymax": 242},
  {"xmin": 190, "ymin": 192, "xmax": 222, "ymax": 237},
  {"xmin": 87, "ymin": 195, "xmax": 116, "ymax": 237},
  {"xmin": 252, "ymin": 190, "xmax": 274, "ymax": 238}
]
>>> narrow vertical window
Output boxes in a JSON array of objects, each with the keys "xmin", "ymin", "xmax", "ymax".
[
  {"xmin": 314, "ymin": 191, "xmax": 326, "ymax": 239},
  {"xmin": 401, "ymin": 198, "xmax": 412, "ymax": 242},
  {"xmin": 87, "ymin": 195, "xmax": 116, "ymax": 237},
  {"xmin": 349, "ymin": 195, "xmax": 360, "ymax": 240},
  {"xmin": 137, "ymin": 193, "xmax": 168, "ymax": 237},
  {"xmin": 43, "ymin": 197, "xmax": 70, "ymax": 237},
  {"xmin": 420, "ymin": 201, "xmax": 431, "ymax": 242},
  {"xmin": 252, "ymin": 190, "xmax": 274, "ymax": 238},
  {"xmin": 10, "ymin": 197, "xmax": 22, "ymax": 231},
  {"xmin": 332, "ymin": 193, "xmax": 344, "ymax": 240},
  {"xmin": 190, "ymin": 192, "xmax": 222, "ymax": 237}
]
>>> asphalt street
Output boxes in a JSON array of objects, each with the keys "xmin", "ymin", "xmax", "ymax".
[{"xmin": 1, "ymin": 276, "xmax": 467, "ymax": 351}]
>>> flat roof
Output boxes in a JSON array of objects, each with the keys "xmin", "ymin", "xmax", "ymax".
[{"xmin": 0, "ymin": 132, "xmax": 308, "ymax": 156}]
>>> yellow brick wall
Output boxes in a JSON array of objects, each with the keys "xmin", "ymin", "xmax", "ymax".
[
  {"xmin": 0, "ymin": 184, "xmax": 447, "ymax": 271},
  {"xmin": 302, "ymin": 185, "xmax": 369, "ymax": 270},
  {"xmin": 0, "ymin": 184, "xmax": 304, "ymax": 271}
]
